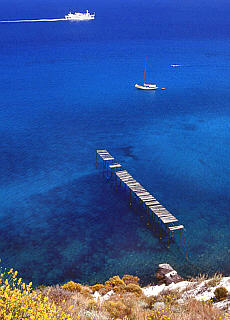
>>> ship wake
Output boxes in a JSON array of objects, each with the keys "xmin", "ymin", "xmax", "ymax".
[{"xmin": 0, "ymin": 18, "xmax": 67, "ymax": 23}]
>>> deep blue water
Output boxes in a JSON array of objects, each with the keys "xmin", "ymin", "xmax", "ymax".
[{"xmin": 0, "ymin": 0, "xmax": 230, "ymax": 286}]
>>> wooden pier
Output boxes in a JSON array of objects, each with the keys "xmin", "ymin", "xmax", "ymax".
[{"xmin": 96, "ymin": 149, "xmax": 188, "ymax": 259}]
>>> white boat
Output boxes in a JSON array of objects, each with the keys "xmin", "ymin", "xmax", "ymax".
[
  {"xmin": 65, "ymin": 10, "xmax": 95, "ymax": 21},
  {"xmin": 135, "ymin": 58, "xmax": 158, "ymax": 90},
  {"xmin": 135, "ymin": 84, "xmax": 158, "ymax": 90}
]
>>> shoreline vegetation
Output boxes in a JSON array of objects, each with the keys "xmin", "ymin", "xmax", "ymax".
[{"xmin": 1, "ymin": 264, "xmax": 230, "ymax": 320}]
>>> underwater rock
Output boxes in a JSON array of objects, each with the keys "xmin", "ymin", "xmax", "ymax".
[{"xmin": 155, "ymin": 263, "xmax": 184, "ymax": 285}]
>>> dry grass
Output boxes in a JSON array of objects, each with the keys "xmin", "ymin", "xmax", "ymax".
[
  {"xmin": 36, "ymin": 282, "xmax": 230, "ymax": 320},
  {"xmin": 189, "ymin": 273, "xmax": 209, "ymax": 283},
  {"xmin": 147, "ymin": 299, "xmax": 228, "ymax": 320},
  {"xmin": 206, "ymin": 273, "xmax": 223, "ymax": 288},
  {"xmin": 171, "ymin": 299, "xmax": 227, "ymax": 320}
]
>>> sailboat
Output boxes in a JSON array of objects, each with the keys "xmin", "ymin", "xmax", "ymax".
[{"xmin": 135, "ymin": 58, "xmax": 158, "ymax": 90}]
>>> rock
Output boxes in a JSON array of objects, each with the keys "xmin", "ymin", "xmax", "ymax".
[
  {"xmin": 214, "ymin": 298, "xmax": 230, "ymax": 312},
  {"xmin": 93, "ymin": 291, "xmax": 101, "ymax": 301},
  {"xmin": 142, "ymin": 284, "xmax": 166, "ymax": 297},
  {"xmin": 155, "ymin": 263, "xmax": 184, "ymax": 285},
  {"xmin": 153, "ymin": 302, "xmax": 165, "ymax": 310},
  {"xmin": 177, "ymin": 298, "xmax": 184, "ymax": 304},
  {"xmin": 102, "ymin": 290, "xmax": 114, "ymax": 301}
]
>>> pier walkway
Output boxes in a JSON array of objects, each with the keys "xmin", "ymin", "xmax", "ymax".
[{"xmin": 96, "ymin": 149, "xmax": 187, "ymax": 258}]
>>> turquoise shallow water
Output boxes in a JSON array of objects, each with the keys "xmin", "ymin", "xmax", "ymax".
[{"xmin": 0, "ymin": 3, "xmax": 230, "ymax": 285}]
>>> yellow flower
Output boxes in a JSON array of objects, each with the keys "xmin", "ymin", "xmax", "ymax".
[
  {"xmin": 0, "ymin": 266, "xmax": 74, "ymax": 320},
  {"xmin": 13, "ymin": 270, "xmax": 18, "ymax": 277}
]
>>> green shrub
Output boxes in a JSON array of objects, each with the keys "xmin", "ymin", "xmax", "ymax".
[
  {"xmin": 125, "ymin": 283, "xmax": 142, "ymax": 296},
  {"xmin": 105, "ymin": 276, "xmax": 125, "ymax": 289},
  {"xmin": 61, "ymin": 281, "xmax": 82, "ymax": 292},
  {"xmin": 214, "ymin": 286, "xmax": 228, "ymax": 301},
  {"xmin": 122, "ymin": 274, "xmax": 140, "ymax": 285},
  {"xmin": 97, "ymin": 286, "xmax": 111, "ymax": 295},
  {"xmin": 113, "ymin": 284, "xmax": 126, "ymax": 293},
  {"xmin": 104, "ymin": 300, "xmax": 132, "ymax": 319},
  {"xmin": 206, "ymin": 279, "xmax": 221, "ymax": 288},
  {"xmin": 90, "ymin": 284, "xmax": 104, "ymax": 292},
  {"xmin": 206, "ymin": 273, "xmax": 223, "ymax": 288}
]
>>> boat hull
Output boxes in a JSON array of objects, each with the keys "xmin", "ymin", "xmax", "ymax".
[
  {"xmin": 65, "ymin": 11, "xmax": 95, "ymax": 21},
  {"xmin": 65, "ymin": 16, "xmax": 95, "ymax": 20},
  {"xmin": 135, "ymin": 84, "xmax": 158, "ymax": 90}
]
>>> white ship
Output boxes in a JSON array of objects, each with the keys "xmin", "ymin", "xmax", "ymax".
[{"xmin": 65, "ymin": 10, "xmax": 95, "ymax": 21}]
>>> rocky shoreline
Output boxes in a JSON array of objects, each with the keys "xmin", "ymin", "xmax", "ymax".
[
  {"xmin": 8, "ymin": 263, "xmax": 226, "ymax": 319},
  {"xmin": 93, "ymin": 264, "xmax": 230, "ymax": 313}
]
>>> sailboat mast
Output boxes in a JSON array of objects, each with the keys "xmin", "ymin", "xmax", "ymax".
[{"xmin": 143, "ymin": 57, "xmax": 147, "ymax": 86}]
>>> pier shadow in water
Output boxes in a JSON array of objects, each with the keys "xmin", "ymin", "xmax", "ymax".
[{"xmin": 0, "ymin": 171, "xmax": 190, "ymax": 286}]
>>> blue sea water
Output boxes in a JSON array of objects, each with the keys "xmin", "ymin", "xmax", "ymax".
[{"xmin": 0, "ymin": 0, "xmax": 230, "ymax": 286}]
